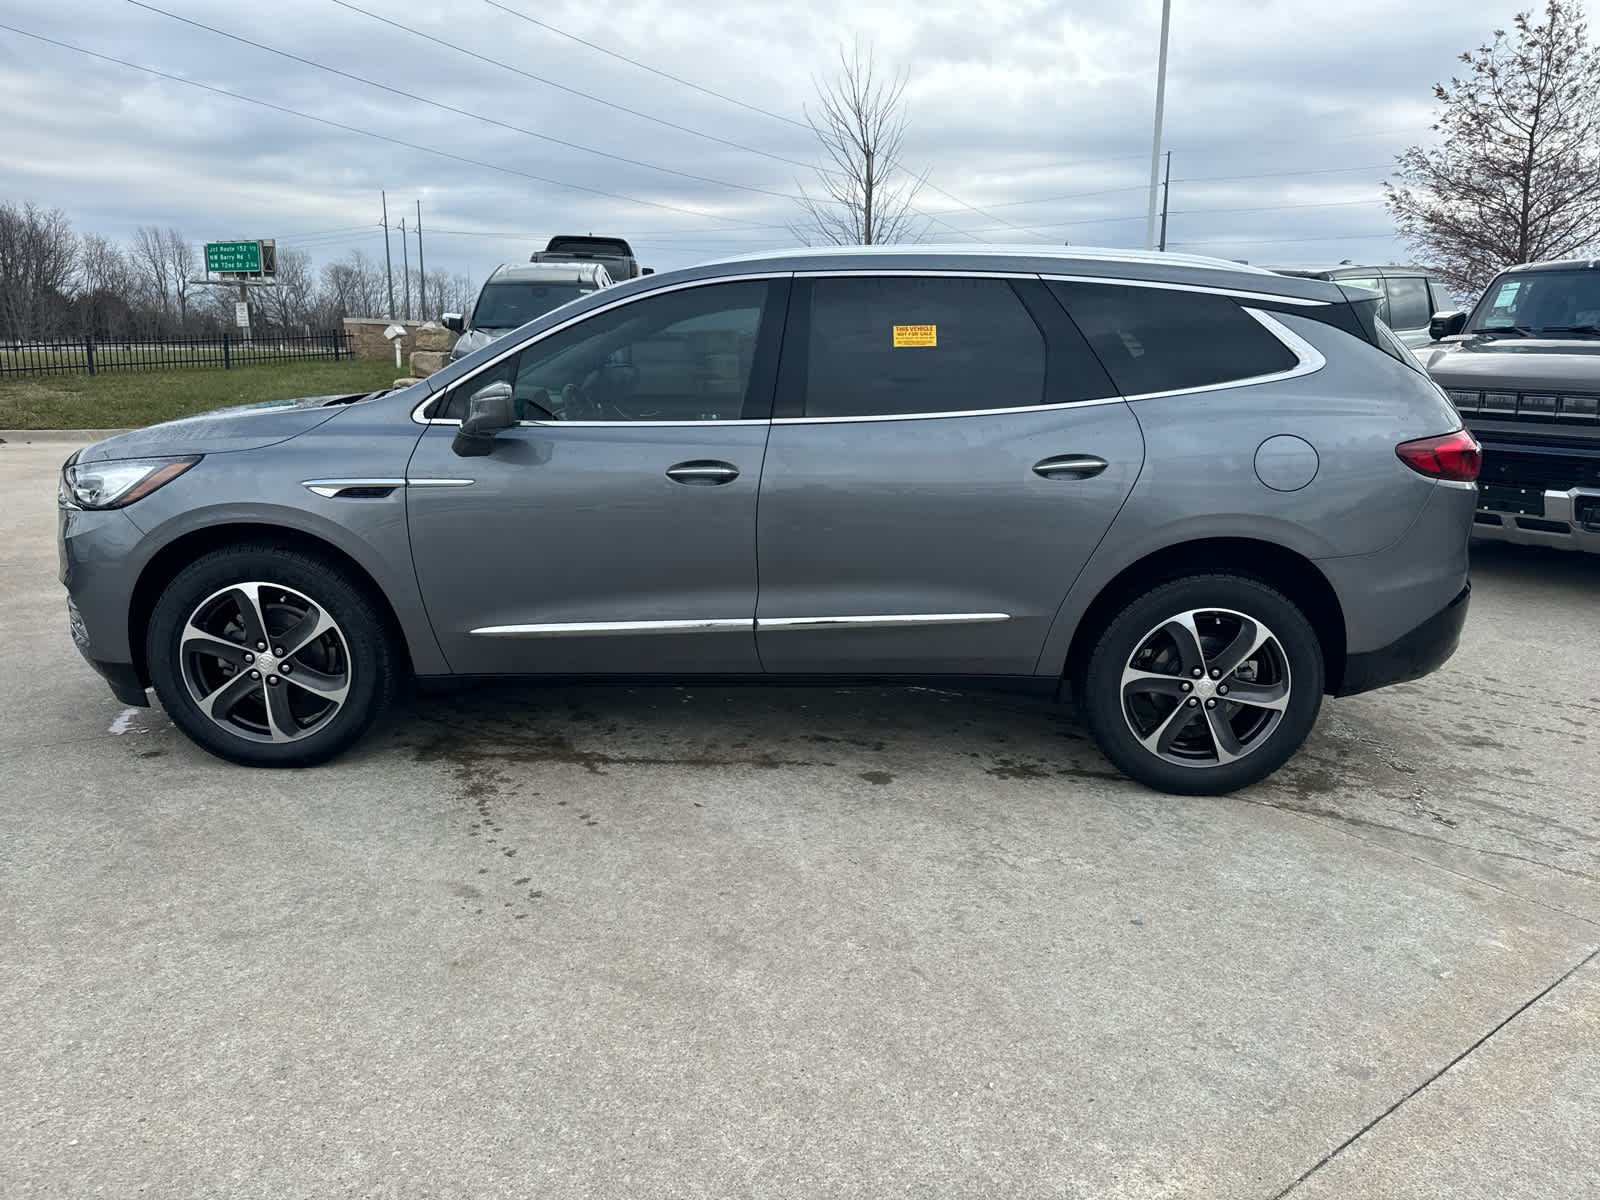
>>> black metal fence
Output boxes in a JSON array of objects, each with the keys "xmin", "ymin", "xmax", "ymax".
[{"xmin": 0, "ymin": 330, "xmax": 350, "ymax": 377}]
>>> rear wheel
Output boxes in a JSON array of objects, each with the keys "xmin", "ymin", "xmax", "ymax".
[
  {"xmin": 146, "ymin": 545, "xmax": 396, "ymax": 767},
  {"xmin": 1079, "ymin": 574, "xmax": 1323, "ymax": 795}
]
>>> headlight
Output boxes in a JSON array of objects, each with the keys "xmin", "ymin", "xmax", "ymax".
[{"xmin": 60, "ymin": 455, "xmax": 201, "ymax": 510}]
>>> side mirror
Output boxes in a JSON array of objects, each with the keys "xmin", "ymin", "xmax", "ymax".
[
  {"xmin": 641, "ymin": 267, "xmax": 655, "ymax": 275},
  {"xmin": 441, "ymin": 312, "xmax": 464, "ymax": 334},
  {"xmin": 452, "ymin": 381, "xmax": 516, "ymax": 457},
  {"xmin": 1429, "ymin": 310, "xmax": 1467, "ymax": 341}
]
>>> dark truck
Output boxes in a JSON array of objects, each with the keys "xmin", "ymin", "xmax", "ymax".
[
  {"xmin": 1421, "ymin": 258, "xmax": 1600, "ymax": 553},
  {"xmin": 531, "ymin": 235, "xmax": 648, "ymax": 281}
]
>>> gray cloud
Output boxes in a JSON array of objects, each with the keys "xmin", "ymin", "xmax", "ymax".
[{"xmin": 0, "ymin": 0, "xmax": 1578, "ymax": 294}]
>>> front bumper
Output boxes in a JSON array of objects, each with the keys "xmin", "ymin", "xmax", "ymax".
[
  {"xmin": 1336, "ymin": 583, "xmax": 1470, "ymax": 697},
  {"xmin": 1471, "ymin": 486, "xmax": 1600, "ymax": 553}
]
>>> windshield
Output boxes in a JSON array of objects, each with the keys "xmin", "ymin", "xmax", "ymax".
[
  {"xmin": 1470, "ymin": 270, "xmax": 1600, "ymax": 335},
  {"xmin": 471, "ymin": 281, "xmax": 595, "ymax": 331}
]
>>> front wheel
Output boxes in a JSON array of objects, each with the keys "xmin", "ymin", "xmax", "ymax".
[
  {"xmin": 1079, "ymin": 574, "xmax": 1324, "ymax": 795},
  {"xmin": 146, "ymin": 545, "xmax": 397, "ymax": 767}
]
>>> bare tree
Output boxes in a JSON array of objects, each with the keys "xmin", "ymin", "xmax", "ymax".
[
  {"xmin": 791, "ymin": 41, "xmax": 926, "ymax": 246},
  {"xmin": 1385, "ymin": 0, "xmax": 1600, "ymax": 296},
  {"xmin": 318, "ymin": 249, "xmax": 388, "ymax": 320},
  {"xmin": 77, "ymin": 233, "xmax": 138, "ymax": 338},
  {"xmin": 261, "ymin": 247, "xmax": 316, "ymax": 334},
  {"xmin": 131, "ymin": 226, "xmax": 199, "ymax": 330},
  {"xmin": 0, "ymin": 202, "xmax": 79, "ymax": 340}
]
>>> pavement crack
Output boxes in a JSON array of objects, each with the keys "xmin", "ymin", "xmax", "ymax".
[{"xmin": 1269, "ymin": 944, "xmax": 1600, "ymax": 1198}]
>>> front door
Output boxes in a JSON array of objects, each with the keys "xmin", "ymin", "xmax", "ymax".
[
  {"xmin": 407, "ymin": 277, "xmax": 788, "ymax": 676},
  {"xmin": 754, "ymin": 274, "xmax": 1145, "ymax": 676}
]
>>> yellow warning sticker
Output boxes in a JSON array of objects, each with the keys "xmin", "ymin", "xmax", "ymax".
[{"xmin": 892, "ymin": 324, "xmax": 937, "ymax": 348}]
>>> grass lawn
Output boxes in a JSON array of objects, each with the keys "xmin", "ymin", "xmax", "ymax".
[{"xmin": 0, "ymin": 359, "xmax": 405, "ymax": 430}]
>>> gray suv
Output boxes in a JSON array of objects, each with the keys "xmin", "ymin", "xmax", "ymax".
[{"xmin": 58, "ymin": 246, "xmax": 1477, "ymax": 794}]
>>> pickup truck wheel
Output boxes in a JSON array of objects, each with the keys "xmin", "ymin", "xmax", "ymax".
[
  {"xmin": 1080, "ymin": 574, "xmax": 1323, "ymax": 795},
  {"xmin": 146, "ymin": 545, "xmax": 396, "ymax": 767}
]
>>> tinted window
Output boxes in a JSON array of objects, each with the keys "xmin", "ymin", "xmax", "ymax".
[
  {"xmin": 1048, "ymin": 282, "xmax": 1299, "ymax": 396},
  {"xmin": 471, "ymin": 281, "xmax": 595, "ymax": 331},
  {"xmin": 1385, "ymin": 276, "xmax": 1431, "ymax": 330},
  {"xmin": 802, "ymin": 276, "xmax": 1046, "ymax": 418},
  {"xmin": 445, "ymin": 281, "xmax": 768, "ymax": 422}
]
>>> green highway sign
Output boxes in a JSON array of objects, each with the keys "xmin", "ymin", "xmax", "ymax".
[{"xmin": 206, "ymin": 240, "xmax": 262, "ymax": 274}]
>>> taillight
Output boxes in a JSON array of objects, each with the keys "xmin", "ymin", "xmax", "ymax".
[{"xmin": 1395, "ymin": 430, "xmax": 1482, "ymax": 482}]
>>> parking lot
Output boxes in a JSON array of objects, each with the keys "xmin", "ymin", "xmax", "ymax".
[{"xmin": 3, "ymin": 435, "xmax": 1598, "ymax": 1197}]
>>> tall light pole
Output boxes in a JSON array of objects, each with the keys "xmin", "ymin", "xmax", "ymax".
[{"xmin": 1144, "ymin": 0, "xmax": 1173, "ymax": 251}]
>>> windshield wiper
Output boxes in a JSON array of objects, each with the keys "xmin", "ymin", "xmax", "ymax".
[
  {"xmin": 1475, "ymin": 325, "xmax": 1536, "ymax": 337},
  {"xmin": 1536, "ymin": 324, "xmax": 1600, "ymax": 336}
]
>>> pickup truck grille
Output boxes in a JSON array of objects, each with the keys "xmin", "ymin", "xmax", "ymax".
[
  {"xmin": 1477, "ymin": 448, "xmax": 1600, "ymax": 491},
  {"xmin": 1447, "ymin": 388, "xmax": 1600, "ymax": 423}
]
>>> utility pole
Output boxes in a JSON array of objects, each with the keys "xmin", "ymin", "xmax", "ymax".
[
  {"xmin": 1144, "ymin": 0, "xmax": 1173, "ymax": 251},
  {"xmin": 400, "ymin": 217, "xmax": 411, "ymax": 321},
  {"xmin": 416, "ymin": 200, "xmax": 426, "ymax": 320},
  {"xmin": 1158, "ymin": 151, "xmax": 1172, "ymax": 252},
  {"xmin": 381, "ymin": 190, "xmax": 396, "ymax": 319}
]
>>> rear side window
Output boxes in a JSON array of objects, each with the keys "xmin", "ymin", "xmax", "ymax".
[
  {"xmin": 802, "ymin": 276, "xmax": 1046, "ymax": 417},
  {"xmin": 1049, "ymin": 281, "xmax": 1299, "ymax": 397},
  {"xmin": 1385, "ymin": 276, "xmax": 1431, "ymax": 330}
]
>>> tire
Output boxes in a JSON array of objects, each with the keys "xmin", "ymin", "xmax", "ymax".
[
  {"xmin": 1078, "ymin": 574, "xmax": 1324, "ymax": 796},
  {"xmin": 146, "ymin": 544, "xmax": 397, "ymax": 767}
]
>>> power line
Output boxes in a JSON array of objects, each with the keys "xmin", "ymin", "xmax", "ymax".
[
  {"xmin": 483, "ymin": 0, "xmax": 811, "ymax": 130},
  {"xmin": 0, "ymin": 20, "xmax": 770, "ymax": 224},
  {"xmin": 126, "ymin": 1, "xmax": 819, "ymax": 205},
  {"xmin": 1169, "ymin": 230, "xmax": 1401, "ymax": 249},
  {"xmin": 326, "ymin": 0, "xmax": 821, "ymax": 175}
]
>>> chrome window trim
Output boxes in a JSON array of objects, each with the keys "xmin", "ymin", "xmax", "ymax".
[
  {"xmin": 757, "ymin": 613, "xmax": 1011, "ymax": 630},
  {"xmin": 411, "ymin": 270, "xmax": 791, "ymax": 426},
  {"xmin": 1040, "ymin": 273, "xmax": 1330, "ymax": 307},
  {"xmin": 470, "ymin": 618, "xmax": 751, "ymax": 638},
  {"xmin": 794, "ymin": 268, "xmax": 1038, "ymax": 280},
  {"xmin": 1117, "ymin": 307, "xmax": 1327, "ymax": 403},
  {"xmin": 405, "ymin": 478, "xmax": 476, "ymax": 487},
  {"xmin": 514, "ymin": 418, "xmax": 769, "ymax": 429},
  {"xmin": 773, "ymin": 396, "xmax": 1125, "ymax": 425}
]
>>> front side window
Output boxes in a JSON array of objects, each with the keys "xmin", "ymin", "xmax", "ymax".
[
  {"xmin": 444, "ymin": 280, "xmax": 770, "ymax": 422},
  {"xmin": 1385, "ymin": 276, "xmax": 1432, "ymax": 330},
  {"xmin": 801, "ymin": 276, "xmax": 1047, "ymax": 418},
  {"xmin": 1048, "ymin": 281, "xmax": 1299, "ymax": 397}
]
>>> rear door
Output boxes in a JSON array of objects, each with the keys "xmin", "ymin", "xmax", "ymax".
[
  {"xmin": 407, "ymin": 276, "xmax": 788, "ymax": 676},
  {"xmin": 753, "ymin": 273, "xmax": 1145, "ymax": 676}
]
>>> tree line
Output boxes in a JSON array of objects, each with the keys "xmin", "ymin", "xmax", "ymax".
[{"xmin": 0, "ymin": 202, "xmax": 474, "ymax": 343}]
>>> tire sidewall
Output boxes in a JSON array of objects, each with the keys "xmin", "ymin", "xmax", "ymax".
[
  {"xmin": 146, "ymin": 546, "xmax": 392, "ymax": 767},
  {"xmin": 1081, "ymin": 574, "xmax": 1324, "ymax": 796}
]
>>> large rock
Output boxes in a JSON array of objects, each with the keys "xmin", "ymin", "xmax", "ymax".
[
  {"xmin": 409, "ymin": 350, "xmax": 451, "ymax": 377},
  {"xmin": 412, "ymin": 322, "xmax": 456, "ymax": 353}
]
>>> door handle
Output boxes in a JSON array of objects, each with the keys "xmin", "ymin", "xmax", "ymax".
[
  {"xmin": 1033, "ymin": 454, "xmax": 1109, "ymax": 480},
  {"xmin": 666, "ymin": 460, "xmax": 740, "ymax": 485}
]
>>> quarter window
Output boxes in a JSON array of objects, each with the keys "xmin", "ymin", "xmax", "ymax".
[
  {"xmin": 443, "ymin": 281, "xmax": 770, "ymax": 422},
  {"xmin": 801, "ymin": 276, "xmax": 1047, "ymax": 418},
  {"xmin": 1048, "ymin": 281, "xmax": 1299, "ymax": 397}
]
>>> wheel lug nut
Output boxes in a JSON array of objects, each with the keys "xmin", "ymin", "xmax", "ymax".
[
  {"xmin": 1180, "ymin": 682, "xmax": 1191, "ymax": 692},
  {"xmin": 1206, "ymin": 698, "xmax": 1217, "ymax": 708},
  {"xmin": 249, "ymin": 669, "xmax": 261, "ymax": 680},
  {"xmin": 1210, "ymin": 669, "xmax": 1221, "ymax": 679},
  {"xmin": 1218, "ymin": 685, "xmax": 1228, "ymax": 695},
  {"xmin": 279, "ymin": 662, "xmax": 292, "ymax": 674},
  {"xmin": 1191, "ymin": 668, "xmax": 1202, "ymax": 678},
  {"xmin": 256, "ymin": 642, "xmax": 267, "ymax": 651},
  {"xmin": 273, "ymin": 647, "xmax": 284, "ymax": 657},
  {"xmin": 242, "ymin": 653, "xmax": 254, "ymax": 663},
  {"xmin": 1186, "ymin": 697, "xmax": 1199, "ymax": 707},
  {"xmin": 267, "ymin": 675, "xmax": 279, "ymax": 686}
]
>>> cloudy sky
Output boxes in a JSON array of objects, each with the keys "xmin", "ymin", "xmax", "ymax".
[{"xmin": 0, "ymin": 0, "xmax": 1577, "ymax": 295}]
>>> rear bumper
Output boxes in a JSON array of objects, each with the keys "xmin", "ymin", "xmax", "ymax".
[
  {"xmin": 1336, "ymin": 583, "xmax": 1469, "ymax": 697},
  {"xmin": 1472, "ymin": 486, "xmax": 1600, "ymax": 553}
]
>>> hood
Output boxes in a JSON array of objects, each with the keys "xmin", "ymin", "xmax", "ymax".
[
  {"xmin": 1422, "ymin": 337, "xmax": 1600, "ymax": 393},
  {"xmin": 75, "ymin": 392, "xmax": 366, "ymax": 463},
  {"xmin": 448, "ymin": 327, "xmax": 508, "ymax": 361}
]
